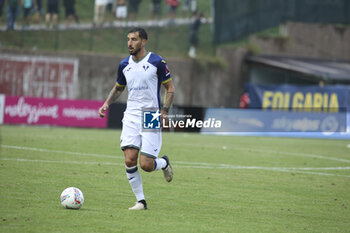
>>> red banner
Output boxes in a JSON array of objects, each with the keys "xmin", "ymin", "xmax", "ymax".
[
  {"xmin": 0, "ymin": 54, "xmax": 79, "ymax": 99},
  {"xmin": 3, "ymin": 96, "xmax": 107, "ymax": 128}
]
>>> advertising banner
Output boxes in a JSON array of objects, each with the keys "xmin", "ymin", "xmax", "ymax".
[
  {"xmin": 3, "ymin": 96, "xmax": 106, "ymax": 128},
  {"xmin": 107, "ymin": 103, "xmax": 205, "ymax": 132},
  {"xmin": 201, "ymin": 108, "xmax": 349, "ymax": 139},
  {"xmin": 0, "ymin": 94, "xmax": 4, "ymax": 124},
  {"xmin": 0, "ymin": 54, "xmax": 79, "ymax": 99},
  {"xmin": 244, "ymin": 84, "xmax": 350, "ymax": 111}
]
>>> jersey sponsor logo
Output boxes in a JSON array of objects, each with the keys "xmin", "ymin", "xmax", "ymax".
[
  {"xmin": 129, "ymin": 86, "xmax": 149, "ymax": 91},
  {"xmin": 143, "ymin": 110, "xmax": 161, "ymax": 129}
]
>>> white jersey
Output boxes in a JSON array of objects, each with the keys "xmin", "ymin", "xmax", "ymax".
[{"xmin": 116, "ymin": 52, "xmax": 171, "ymax": 123}]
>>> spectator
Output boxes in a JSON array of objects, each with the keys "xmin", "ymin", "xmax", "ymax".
[
  {"xmin": 6, "ymin": 0, "xmax": 21, "ymax": 30},
  {"xmin": 45, "ymin": 0, "xmax": 59, "ymax": 29},
  {"xmin": 128, "ymin": 0, "xmax": 141, "ymax": 21},
  {"xmin": 106, "ymin": 0, "xmax": 114, "ymax": 25},
  {"xmin": 166, "ymin": 0, "xmax": 179, "ymax": 24},
  {"xmin": 188, "ymin": 10, "xmax": 203, "ymax": 58},
  {"xmin": 182, "ymin": 0, "xmax": 196, "ymax": 17},
  {"xmin": 115, "ymin": 0, "xmax": 126, "ymax": 21},
  {"xmin": 23, "ymin": 0, "xmax": 32, "ymax": 28},
  {"xmin": 239, "ymin": 92, "xmax": 250, "ymax": 108},
  {"xmin": 34, "ymin": 0, "xmax": 44, "ymax": 26},
  {"xmin": 63, "ymin": 0, "xmax": 79, "ymax": 28},
  {"xmin": 149, "ymin": 0, "xmax": 161, "ymax": 20},
  {"xmin": 94, "ymin": 0, "xmax": 107, "ymax": 28}
]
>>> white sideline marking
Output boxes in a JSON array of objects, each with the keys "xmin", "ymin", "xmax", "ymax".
[
  {"xmin": 1, "ymin": 157, "xmax": 350, "ymax": 178},
  {"xmin": 239, "ymin": 148, "xmax": 350, "ymax": 163},
  {"xmin": 2, "ymin": 144, "xmax": 350, "ymax": 166},
  {"xmin": 2, "ymin": 144, "xmax": 350, "ymax": 178},
  {"xmin": 1, "ymin": 145, "xmax": 124, "ymax": 160},
  {"xmin": 1, "ymin": 158, "xmax": 125, "ymax": 167},
  {"xmin": 174, "ymin": 142, "xmax": 350, "ymax": 163}
]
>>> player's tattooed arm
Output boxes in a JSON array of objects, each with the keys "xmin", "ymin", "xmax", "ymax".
[
  {"xmin": 162, "ymin": 92, "xmax": 174, "ymax": 113},
  {"xmin": 162, "ymin": 80, "xmax": 175, "ymax": 113},
  {"xmin": 99, "ymin": 83, "xmax": 125, "ymax": 118},
  {"xmin": 110, "ymin": 84, "xmax": 125, "ymax": 104}
]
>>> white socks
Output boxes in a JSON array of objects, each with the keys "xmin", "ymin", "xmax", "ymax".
[
  {"xmin": 154, "ymin": 157, "xmax": 167, "ymax": 171},
  {"xmin": 126, "ymin": 158, "xmax": 167, "ymax": 201},
  {"xmin": 126, "ymin": 166, "xmax": 145, "ymax": 201}
]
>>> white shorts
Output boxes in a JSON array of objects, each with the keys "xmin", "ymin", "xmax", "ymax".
[
  {"xmin": 116, "ymin": 6, "xmax": 127, "ymax": 19},
  {"xmin": 120, "ymin": 120, "xmax": 162, "ymax": 158}
]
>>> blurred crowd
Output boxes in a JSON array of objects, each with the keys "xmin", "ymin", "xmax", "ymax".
[
  {"xmin": 0, "ymin": 0, "xmax": 79, "ymax": 30},
  {"xmin": 0, "ymin": 0, "xmax": 199, "ymax": 30},
  {"xmin": 94, "ymin": 0, "xmax": 198, "ymax": 27},
  {"xmin": 0, "ymin": 0, "xmax": 204, "ymax": 58}
]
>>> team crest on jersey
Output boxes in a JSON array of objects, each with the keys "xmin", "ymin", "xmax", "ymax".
[{"xmin": 143, "ymin": 65, "xmax": 149, "ymax": 71}]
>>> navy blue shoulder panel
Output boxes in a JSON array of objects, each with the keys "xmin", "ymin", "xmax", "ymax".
[
  {"xmin": 120, "ymin": 56, "xmax": 130, "ymax": 69},
  {"xmin": 148, "ymin": 53, "xmax": 171, "ymax": 83},
  {"xmin": 116, "ymin": 56, "xmax": 130, "ymax": 85},
  {"xmin": 148, "ymin": 53, "xmax": 163, "ymax": 68}
]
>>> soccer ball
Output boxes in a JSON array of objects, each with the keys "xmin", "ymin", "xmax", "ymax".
[{"xmin": 60, "ymin": 187, "xmax": 84, "ymax": 209}]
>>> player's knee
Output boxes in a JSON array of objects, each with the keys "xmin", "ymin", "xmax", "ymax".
[{"xmin": 125, "ymin": 158, "xmax": 137, "ymax": 167}]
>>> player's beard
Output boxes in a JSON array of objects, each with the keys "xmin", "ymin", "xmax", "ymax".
[{"xmin": 129, "ymin": 44, "xmax": 142, "ymax": 56}]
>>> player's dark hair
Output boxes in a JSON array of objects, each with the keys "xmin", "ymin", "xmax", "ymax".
[{"xmin": 128, "ymin": 27, "xmax": 148, "ymax": 40}]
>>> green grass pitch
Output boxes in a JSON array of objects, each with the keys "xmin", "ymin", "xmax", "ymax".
[{"xmin": 0, "ymin": 125, "xmax": 349, "ymax": 233}]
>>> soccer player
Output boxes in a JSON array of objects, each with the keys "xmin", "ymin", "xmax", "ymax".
[{"xmin": 99, "ymin": 27, "xmax": 175, "ymax": 210}]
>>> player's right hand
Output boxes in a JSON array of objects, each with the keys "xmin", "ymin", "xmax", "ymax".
[{"xmin": 98, "ymin": 104, "xmax": 108, "ymax": 118}]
